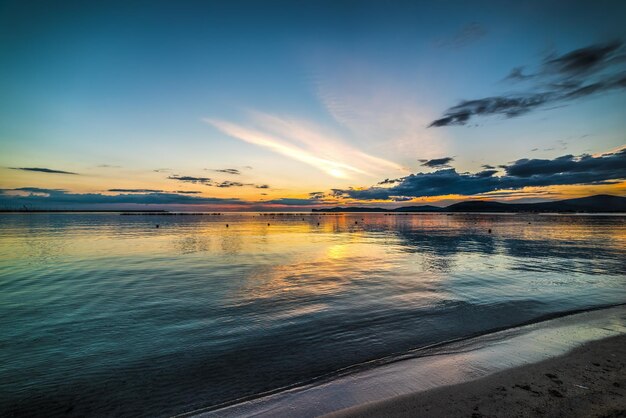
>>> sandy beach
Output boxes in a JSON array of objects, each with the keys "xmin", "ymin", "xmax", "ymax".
[{"xmin": 327, "ymin": 334, "xmax": 626, "ymax": 418}]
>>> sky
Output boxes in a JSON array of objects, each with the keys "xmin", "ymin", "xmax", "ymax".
[{"xmin": 1, "ymin": 0, "xmax": 625, "ymax": 210}]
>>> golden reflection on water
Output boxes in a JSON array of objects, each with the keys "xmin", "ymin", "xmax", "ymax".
[{"xmin": 1, "ymin": 213, "xmax": 625, "ymax": 275}]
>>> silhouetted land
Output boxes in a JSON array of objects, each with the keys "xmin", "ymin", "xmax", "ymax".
[
  {"xmin": 1, "ymin": 194, "xmax": 624, "ymax": 214},
  {"xmin": 313, "ymin": 194, "xmax": 626, "ymax": 213}
]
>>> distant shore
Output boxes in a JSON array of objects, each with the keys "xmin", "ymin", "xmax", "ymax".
[
  {"xmin": 327, "ymin": 334, "xmax": 626, "ymax": 418},
  {"xmin": 1, "ymin": 194, "xmax": 625, "ymax": 214},
  {"xmin": 312, "ymin": 194, "xmax": 626, "ymax": 213}
]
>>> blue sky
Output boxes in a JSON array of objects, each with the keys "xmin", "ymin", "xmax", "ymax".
[{"xmin": 1, "ymin": 0, "xmax": 625, "ymax": 209}]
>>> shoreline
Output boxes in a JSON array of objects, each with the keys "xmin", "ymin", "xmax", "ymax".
[
  {"xmin": 327, "ymin": 334, "xmax": 626, "ymax": 418},
  {"xmin": 194, "ymin": 305, "xmax": 626, "ymax": 417}
]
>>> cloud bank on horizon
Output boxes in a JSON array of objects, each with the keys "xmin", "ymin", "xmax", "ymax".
[{"xmin": 332, "ymin": 148, "xmax": 626, "ymax": 201}]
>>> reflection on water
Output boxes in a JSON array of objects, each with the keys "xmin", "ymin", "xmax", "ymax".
[{"xmin": 0, "ymin": 213, "xmax": 625, "ymax": 417}]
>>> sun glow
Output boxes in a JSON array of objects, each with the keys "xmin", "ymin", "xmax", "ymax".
[{"xmin": 327, "ymin": 168, "xmax": 346, "ymax": 178}]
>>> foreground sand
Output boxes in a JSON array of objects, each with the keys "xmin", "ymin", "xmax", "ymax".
[{"xmin": 327, "ymin": 334, "xmax": 626, "ymax": 418}]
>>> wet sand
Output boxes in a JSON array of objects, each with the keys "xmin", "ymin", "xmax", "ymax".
[{"xmin": 327, "ymin": 334, "xmax": 626, "ymax": 418}]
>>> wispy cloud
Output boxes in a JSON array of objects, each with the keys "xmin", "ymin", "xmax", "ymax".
[
  {"xmin": 168, "ymin": 175, "xmax": 213, "ymax": 185},
  {"xmin": 2, "ymin": 187, "xmax": 68, "ymax": 195},
  {"xmin": 209, "ymin": 168, "xmax": 241, "ymax": 175},
  {"xmin": 108, "ymin": 188, "xmax": 205, "ymax": 194},
  {"xmin": 253, "ymin": 112, "xmax": 406, "ymax": 173},
  {"xmin": 108, "ymin": 188, "xmax": 164, "ymax": 193},
  {"xmin": 310, "ymin": 57, "xmax": 449, "ymax": 161},
  {"xmin": 10, "ymin": 167, "xmax": 78, "ymax": 175},
  {"xmin": 430, "ymin": 40, "xmax": 626, "ymax": 127},
  {"xmin": 205, "ymin": 112, "xmax": 405, "ymax": 179},
  {"xmin": 215, "ymin": 181, "xmax": 244, "ymax": 188},
  {"xmin": 168, "ymin": 173, "xmax": 269, "ymax": 189}
]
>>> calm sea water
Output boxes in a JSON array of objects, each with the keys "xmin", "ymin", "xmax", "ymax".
[{"xmin": 1, "ymin": 213, "xmax": 625, "ymax": 417}]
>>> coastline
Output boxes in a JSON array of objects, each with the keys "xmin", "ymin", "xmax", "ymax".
[
  {"xmin": 193, "ymin": 305, "xmax": 626, "ymax": 417},
  {"xmin": 327, "ymin": 334, "xmax": 626, "ymax": 418}
]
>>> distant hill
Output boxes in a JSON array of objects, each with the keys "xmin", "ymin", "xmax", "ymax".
[
  {"xmin": 526, "ymin": 194, "xmax": 626, "ymax": 212},
  {"xmin": 445, "ymin": 201, "xmax": 511, "ymax": 212},
  {"xmin": 391, "ymin": 205, "xmax": 442, "ymax": 212},
  {"xmin": 312, "ymin": 194, "xmax": 626, "ymax": 213}
]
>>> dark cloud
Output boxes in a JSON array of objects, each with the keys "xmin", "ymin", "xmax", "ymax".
[
  {"xmin": 1, "ymin": 187, "xmax": 67, "ymax": 194},
  {"xmin": 475, "ymin": 169, "xmax": 498, "ymax": 178},
  {"xmin": 308, "ymin": 191, "xmax": 325, "ymax": 200},
  {"xmin": 108, "ymin": 189, "xmax": 164, "ymax": 193},
  {"xmin": 168, "ymin": 175, "xmax": 213, "ymax": 185},
  {"xmin": 343, "ymin": 169, "xmax": 501, "ymax": 200},
  {"xmin": 263, "ymin": 198, "xmax": 320, "ymax": 206},
  {"xmin": 420, "ymin": 157, "xmax": 454, "ymax": 167},
  {"xmin": 108, "ymin": 189, "xmax": 204, "ymax": 194},
  {"xmin": 378, "ymin": 178, "xmax": 402, "ymax": 185},
  {"xmin": 335, "ymin": 148, "xmax": 626, "ymax": 200},
  {"xmin": 168, "ymin": 174, "xmax": 267, "ymax": 189},
  {"xmin": 211, "ymin": 168, "xmax": 241, "ymax": 175},
  {"xmin": 0, "ymin": 189, "xmax": 245, "ymax": 207},
  {"xmin": 217, "ymin": 181, "xmax": 270, "ymax": 188},
  {"xmin": 481, "ymin": 164, "xmax": 496, "ymax": 169},
  {"xmin": 429, "ymin": 94, "xmax": 553, "ymax": 126},
  {"xmin": 10, "ymin": 167, "xmax": 78, "ymax": 175},
  {"xmin": 430, "ymin": 41, "xmax": 626, "ymax": 127},
  {"xmin": 544, "ymin": 41, "xmax": 623, "ymax": 76},
  {"xmin": 216, "ymin": 181, "xmax": 244, "ymax": 188},
  {"xmin": 503, "ymin": 150, "xmax": 626, "ymax": 178}
]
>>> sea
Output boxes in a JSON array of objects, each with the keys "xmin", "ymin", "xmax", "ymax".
[{"xmin": 1, "ymin": 212, "xmax": 625, "ymax": 417}]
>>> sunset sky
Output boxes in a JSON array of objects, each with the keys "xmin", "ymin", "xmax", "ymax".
[{"xmin": 1, "ymin": 0, "xmax": 625, "ymax": 210}]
